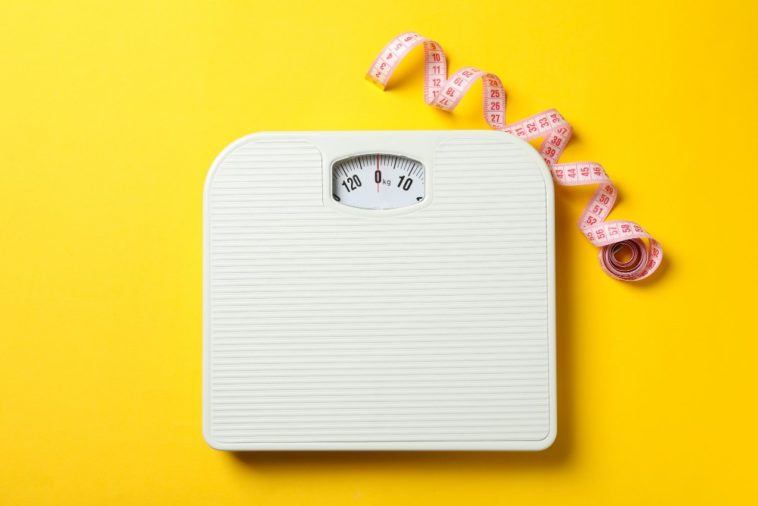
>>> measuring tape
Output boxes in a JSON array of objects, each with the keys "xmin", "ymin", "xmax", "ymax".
[{"xmin": 366, "ymin": 32, "xmax": 662, "ymax": 281}]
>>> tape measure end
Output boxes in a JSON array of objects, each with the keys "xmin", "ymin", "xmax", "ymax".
[{"xmin": 365, "ymin": 75, "xmax": 387, "ymax": 90}]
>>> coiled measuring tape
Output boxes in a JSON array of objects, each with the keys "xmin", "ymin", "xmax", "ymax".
[{"xmin": 367, "ymin": 32, "xmax": 662, "ymax": 282}]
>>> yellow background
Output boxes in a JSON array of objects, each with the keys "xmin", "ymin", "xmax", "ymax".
[{"xmin": 1, "ymin": 0, "xmax": 756, "ymax": 504}]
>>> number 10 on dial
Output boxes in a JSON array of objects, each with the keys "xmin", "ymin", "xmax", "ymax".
[{"xmin": 332, "ymin": 154, "xmax": 425, "ymax": 210}]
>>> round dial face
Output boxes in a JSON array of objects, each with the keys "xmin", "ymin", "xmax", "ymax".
[{"xmin": 332, "ymin": 154, "xmax": 425, "ymax": 210}]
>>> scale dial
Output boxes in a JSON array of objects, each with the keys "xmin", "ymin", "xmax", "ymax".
[{"xmin": 332, "ymin": 154, "xmax": 425, "ymax": 210}]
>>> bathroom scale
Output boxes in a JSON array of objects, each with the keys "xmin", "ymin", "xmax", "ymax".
[{"xmin": 203, "ymin": 130, "xmax": 556, "ymax": 450}]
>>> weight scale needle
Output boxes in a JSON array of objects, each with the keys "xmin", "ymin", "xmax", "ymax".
[{"xmin": 376, "ymin": 154, "xmax": 380, "ymax": 193}]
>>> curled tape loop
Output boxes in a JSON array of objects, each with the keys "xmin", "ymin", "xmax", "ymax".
[{"xmin": 367, "ymin": 32, "xmax": 662, "ymax": 281}]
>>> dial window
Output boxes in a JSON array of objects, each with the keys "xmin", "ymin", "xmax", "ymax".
[{"xmin": 332, "ymin": 154, "xmax": 425, "ymax": 210}]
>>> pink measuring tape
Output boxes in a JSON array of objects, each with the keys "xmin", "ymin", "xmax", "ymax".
[{"xmin": 367, "ymin": 32, "xmax": 662, "ymax": 281}]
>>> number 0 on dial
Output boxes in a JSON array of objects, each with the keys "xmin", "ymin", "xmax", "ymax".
[{"xmin": 332, "ymin": 154, "xmax": 425, "ymax": 210}]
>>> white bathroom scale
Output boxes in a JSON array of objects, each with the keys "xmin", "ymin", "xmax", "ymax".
[{"xmin": 203, "ymin": 130, "xmax": 556, "ymax": 450}]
